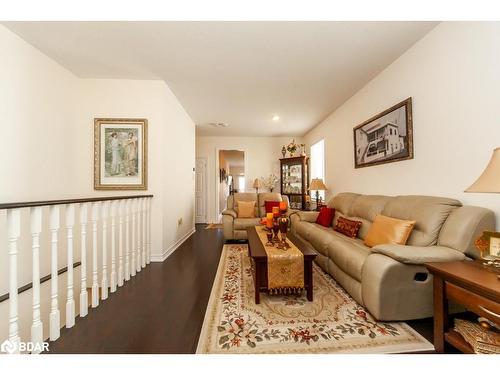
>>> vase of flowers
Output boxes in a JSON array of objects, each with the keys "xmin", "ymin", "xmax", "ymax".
[
  {"xmin": 287, "ymin": 139, "xmax": 298, "ymax": 157},
  {"xmin": 261, "ymin": 173, "xmax": 279, "ymax": 192}
]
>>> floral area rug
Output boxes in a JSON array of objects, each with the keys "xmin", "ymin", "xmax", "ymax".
[{"xmin": 196, "ymin": 244, "xmax": 434, "ymax": 354}]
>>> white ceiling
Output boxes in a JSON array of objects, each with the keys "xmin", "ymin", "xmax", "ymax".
[{"xmin": 4, "ymin": 21, "xmax": 437, "ymax": 137}]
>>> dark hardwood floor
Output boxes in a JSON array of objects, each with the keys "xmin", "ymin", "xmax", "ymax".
[{"xmin": 47, "ymin": 224, "xmax": 435, "ymax": 353}]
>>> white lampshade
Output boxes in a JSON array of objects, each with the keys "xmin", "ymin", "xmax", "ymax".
[
  {"xmin": 465, "ymin": 148, "xmax": 500, "ymax": 193},
  {"xmin": 309, "ymin": 178, "xmax": 327, "ymax": 191},
  {"xmin": 252, "ymin": 178, "xmax": 262, "ymax": 189}
]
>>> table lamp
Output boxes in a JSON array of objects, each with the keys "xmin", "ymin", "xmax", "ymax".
[
  {"xmin": 465, "ymin": 147, "xmax": 500, "ymax": 271},
  {"xmin": 309, "ymin": 178, "xmax": 328, "ymax": 211},
  {"xmin": 253, "ymin": 178, "xmax": 262, "ymax": 194},
  {"xmin": 465, "ymin": 148, "xmax": 500, "ymax": 193}
]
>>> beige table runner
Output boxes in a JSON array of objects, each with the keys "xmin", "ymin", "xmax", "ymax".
[{"xmin": 255, "ymin": 226, "xmax": 304, "ymax": 293}]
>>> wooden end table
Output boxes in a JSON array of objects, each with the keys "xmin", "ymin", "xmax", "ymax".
[
  {"xmin": 425, "ymin": 260, "xmax": 500, "ymax": 353},
  {"xmin": 247, "ymin": 226, "xmax": 317, "ymax": 304}
]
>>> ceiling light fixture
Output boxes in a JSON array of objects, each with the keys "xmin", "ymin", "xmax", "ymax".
[
  {"xmin": 272, "ymin": 115, "xmax": 280, "ymax": 122},
  {"xmin": 208, "ymin": 122, "xmax": 229, "ymax": 128}
]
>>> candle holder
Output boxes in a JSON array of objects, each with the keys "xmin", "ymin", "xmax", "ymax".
[
  {"xmin": 272, "ymin": 218, "xmax": 280, "ymax": 243},
  {"xmin": 278, "ymin": 214, "xmax": 290, "ymax": 249},
  {"xmin": 266, "ymin": 230, "xmax": 273, "ymax": 246}
]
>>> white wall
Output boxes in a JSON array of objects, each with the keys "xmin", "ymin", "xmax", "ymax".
[
  {"xmin": 0, "ymin": 25, "xmax": 195, "ymax": 344},
  {"xmin": 196, "ymin": 136, "xmax": 302, "ymax": 223},
  {"xmin": 305, "ymin": 22, "xmax": 500, "ymax": 227}
]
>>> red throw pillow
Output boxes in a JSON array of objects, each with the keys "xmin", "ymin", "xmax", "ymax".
[
  {"xmin": 264, "ymin": 201, "xmax": 281, "ymax": 214},
  {"xmin": 316, "ymin": 207, "xmax": 335, "ymax": 227},
  {"xmin": 334, "ymin": 216, "xmax": 362, "ymax": 238}
]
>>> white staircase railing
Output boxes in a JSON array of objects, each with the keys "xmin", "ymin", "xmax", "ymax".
[{"xmin": 0, "ymin": 195, "xmax": 153, "ymax": 354}]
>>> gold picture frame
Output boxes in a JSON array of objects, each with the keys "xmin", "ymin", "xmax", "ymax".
[
  {"xmin": 94, "ymin": 118, "xmax": 148, "ymax": 190},
  {"xmin": 474, "ymin": 231, "xmax": 500, "ymax": 259}
]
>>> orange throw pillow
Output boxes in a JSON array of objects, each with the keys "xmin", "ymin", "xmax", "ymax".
[
  {"xmin": 237, "ymin": 201, "xmax": 256, "ymax": 218},
  {"xmin": 364, "ymin": 214, "xmax": 416, "ymax": 248}
]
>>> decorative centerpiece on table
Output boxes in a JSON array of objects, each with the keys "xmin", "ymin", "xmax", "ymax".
[
  {"xmin": 261, "ymin": 173, "xmax": 279, "ymax": 192},
  {"xmin": 264, "ymin": 201, "xmax": 290, "ymax": 249}
]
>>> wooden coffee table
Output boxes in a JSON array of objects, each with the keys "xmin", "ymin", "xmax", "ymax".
[{"xmin": 247, "ymin": 226, "xmax": 318, "ymax": 304}]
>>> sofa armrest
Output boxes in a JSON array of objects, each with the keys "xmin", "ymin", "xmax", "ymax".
[
  {"xmin": 222, "ymin": 209, "xmax": 237, "ymax": 218},
  {"xmin": 291, "ymin": 211, "xmax": 319, "ymax": 223},
  {"xmin": 371, "ymin": 244, "xmax": 466, "ymax": 265}
]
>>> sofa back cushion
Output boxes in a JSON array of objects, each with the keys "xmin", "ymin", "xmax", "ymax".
[
  {"xmin": 382, "ymin": 195, "xmax": 462, "ymax": 246},
  {"xmin": 348, "ymin": 195, "xmax": 391, "ymax": 239},
  {"xmin": 329, "ymin": 192, "xmax": 360, "ymax": 215}
]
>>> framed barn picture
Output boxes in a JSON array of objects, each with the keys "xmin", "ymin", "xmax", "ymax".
[
  {"xmin": 94, "ymin": 118, "xmax": 148, "ymax": 190},
  {"xmin": 353, "ymin": 98, "xmax": 413, "ymax": 168}
]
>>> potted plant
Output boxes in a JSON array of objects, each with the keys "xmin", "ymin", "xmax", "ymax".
[
  {"xmin": 286, "ymin": 139, "xmax": 298, "ymax": 157},
  {"xmin": 261, "ymin": 174, "xmax": 279, "ymax": 192}
]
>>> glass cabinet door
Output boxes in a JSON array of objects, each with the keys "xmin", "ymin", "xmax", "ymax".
[{"xmin": 282, "ymin": 163, "xmax": 303, "ymax": 194}]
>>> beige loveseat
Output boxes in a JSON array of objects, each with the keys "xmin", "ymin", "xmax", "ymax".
[
  {"xmin": 290, "ymin": 192, "xmax": 495, "ymax": 321},
  {"xmin": 222, "ymin": 192, "xmax": 291, "ymax": 240}
]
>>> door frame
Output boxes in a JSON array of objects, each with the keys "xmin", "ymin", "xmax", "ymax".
[
  {"xmin": 214, "ymin": 147, "xmax": 248, "ymax": 223},
  {"xmin": 195, "ymin": 156, "xmax": 208, "ymax": 224}
]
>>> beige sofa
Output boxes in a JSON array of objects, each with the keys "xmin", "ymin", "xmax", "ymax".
[
  {"xmin": 290, "ymin": 192, "xmax": 495, "ymax": 321},
  {"xmin": 222, "ymin": 192, "xmax": 291, "ymax": 240}
]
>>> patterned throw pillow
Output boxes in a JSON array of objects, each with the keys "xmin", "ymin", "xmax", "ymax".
[
  {"xmin": 264, "ymin": 200, "xmax": 281, "ymax": 214},
  {"xmin": 334, "ymin": 216, "xmax": 362, "ymax": 238},
  {"xmin": 316, "ymin": 207, "xmax": 335, "ymax": 227}
]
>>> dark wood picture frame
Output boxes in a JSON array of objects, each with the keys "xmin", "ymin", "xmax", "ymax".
[{"xmin": 353, "ymin": 98, "xmax": 413, "ymax": 169}]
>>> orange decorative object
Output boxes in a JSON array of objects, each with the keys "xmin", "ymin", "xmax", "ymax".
[
  {"xmin": 279, "ymin": 201, "xmax": 288, "ymax": 211},
  {"xmin": 266, "ymin": 213, "xmax": 274, "ymax": 228}
]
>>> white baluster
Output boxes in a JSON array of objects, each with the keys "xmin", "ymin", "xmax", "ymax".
[
  {"xmin": 110, "ymin": 200, "xmax": 117, "ymax": 293},
  {"xmin": 147, "ymin": 197, "xmax": 152, "ymax": 264},
  {"xmin": 101, "ymin": 201, "xmax": 109, "ymax": 300},
  {"xmin": 30, "ymin": 207, "xmax": 43, "ymax": 353},
  {"xmin": 91, "ymin": 202, "xmax": 100, "ymax": 308},
  {"xmin": 131, "ymin": 199, "xmax": 136, "ymax": 277},
  {"xmin": 141, "ymin": 198, "xmax": 146, "ymax": 268},
  {"xmin": 65, "ymin": 204, "xmax": 75, "ymax": 328},
  {"xmin": 118, "ymin": 200, "xmax": 124, "ymax": 287},
  {"xmin": 125, "ymin": 200, "xmax": 131, "ymax": 281},
  {"xmin": 79, "ymin": 203, "xmax": 89, "ymax": 317},
  {"xmin": 7, "ymin": 209, "xmax": 21, "ymax": 353},
  {"xmin": 136, "ymin": 199, "xmax": 141, "ymax": 273},
  {"xmin": 49, "ymin": 206, "xmax": 61, "ymax": 341}
]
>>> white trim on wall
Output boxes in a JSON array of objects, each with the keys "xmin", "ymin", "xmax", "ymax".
[{"xmin": 150, "ymin": 227, "xmax": 196, "ymax": 262}]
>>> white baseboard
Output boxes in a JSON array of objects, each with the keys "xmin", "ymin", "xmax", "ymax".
[{"xmin": 150, "ymin": 227, "xmax": 196, "ymax": 262}]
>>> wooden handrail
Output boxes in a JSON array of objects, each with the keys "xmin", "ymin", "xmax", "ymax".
[{"xmin": 0, "ymin": 194, "xmax": 153, "ymax": 210}]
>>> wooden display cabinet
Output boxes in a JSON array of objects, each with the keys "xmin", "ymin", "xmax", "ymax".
[{"xmin": 280, "ymin": 156, "xmax": 309, "ymax": 210}]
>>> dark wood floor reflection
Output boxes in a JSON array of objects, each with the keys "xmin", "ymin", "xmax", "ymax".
[{"xmin": 47, "ymin": 223, "xmax": 433, "ymax": 353}]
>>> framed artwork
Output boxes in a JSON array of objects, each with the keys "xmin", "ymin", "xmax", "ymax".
[
  {"xmin": 94, "ymin": 118, "xmax": 148, "ymax": 190},
  {"xmin": 353, "ymin": 98, "xmax": 413, "ymax": 168},
  {"xmin": 475, "ymin": 231, "xmax": 500, "ymax": 259}
]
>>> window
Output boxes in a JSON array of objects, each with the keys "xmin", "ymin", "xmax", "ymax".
[
  {"xmin": 310, "ymin": 139, "xmax": 325, "ymax": 201},
  {"xmin": 238, "ymin": 176, "xmax": 246, "ymax": 192}
]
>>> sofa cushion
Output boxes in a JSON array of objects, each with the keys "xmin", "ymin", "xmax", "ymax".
[
  {"xmin": 364, "ymin": 215, "xmax": 416, "ymax": 247},
  {"xmin": 237, "ymin": 200, "xmax": 256, "ymax": 218},
  {"xmin": 316, "ymin": 207, "xmax": 335, "ymax": 227},
  {"xmin": 382, "ymin": 195, "xmax": 461, "ymax": 247},
  {"xmin": 325, "ymin": 232, "xmax": 370, "ymax": 282},
  {"xmin": 232, "ymin": 193, "xmax": 259, "ymax": 216},
  {"xmin": 329, "ymin": 192, "xmax": 360, "ymax": 215},
  {"xmin": 334, "ymin": 217, "xmax": 362, "ymax": 238},
  {"xmin": 234, "ymin": 218, "xmax": 262, "ymax": 230}
]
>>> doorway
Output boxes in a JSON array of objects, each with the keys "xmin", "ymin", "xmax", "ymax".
[
  {"xmin": 195, "ymin": 157, "xmax": 208, "ymax": 224},
  {"xmin": 218, "ymin": 150, "xmax": 245, "ymax": 220}
]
